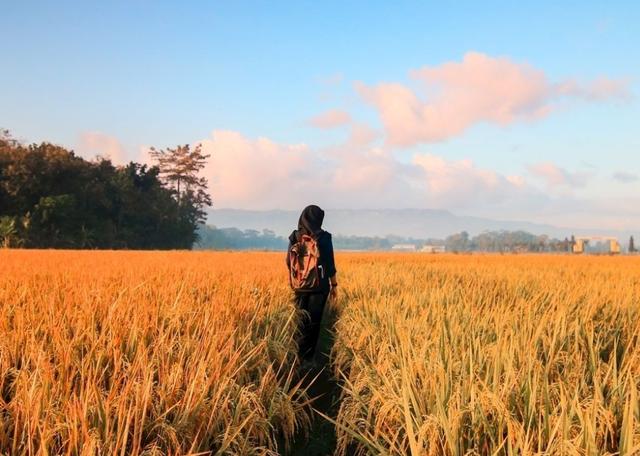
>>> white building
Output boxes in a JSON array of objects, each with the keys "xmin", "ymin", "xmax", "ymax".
[
  {"xmin": 391, "ymin": 244, "xmax": 416, "ymax": 252},
  {"xmin": 421, "ymin": 245, "xmax": 446, "ymax": 253}
]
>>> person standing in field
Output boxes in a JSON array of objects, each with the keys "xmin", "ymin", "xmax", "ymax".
[{"xmin": 287, "ymin": 205, "xmax": 338, "ymax": 363}]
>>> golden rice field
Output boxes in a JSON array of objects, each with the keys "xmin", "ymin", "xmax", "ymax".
[
  {"xmin": 333, "ymin": 254, "xmax": 640, "ymax": 455},
  {"xmin": 0, "ymin": 250, "xmax": 308, "ymax": 455},
  {"xmin": 1, "ymin": 250, "xmax": 640, "ymax": 455}
]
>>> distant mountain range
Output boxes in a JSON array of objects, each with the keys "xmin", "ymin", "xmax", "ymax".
[{"xmin": 207, "ymin": 209, "xmax": 635, "ymax": 241}]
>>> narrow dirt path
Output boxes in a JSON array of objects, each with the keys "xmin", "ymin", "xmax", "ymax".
[{"xmin": 288, "ymin": 302, "xmax": 341, "ymax": 456}]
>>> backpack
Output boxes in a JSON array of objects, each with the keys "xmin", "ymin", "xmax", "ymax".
[{"xmin": 288, "ymin": 234, "xmax": 323, "ymax": 291}]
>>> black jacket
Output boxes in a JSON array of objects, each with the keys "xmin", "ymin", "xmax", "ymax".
[{"xmin": 287, "ymin": 229, "xmax": 337, "ymax": 294}]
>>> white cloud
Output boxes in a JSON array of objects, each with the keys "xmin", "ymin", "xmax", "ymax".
[
  {"xmin": 197, "ymin": 129, "xmax": 529, "ymax": 211},
  {"xmin": 198, "ymin": 130, "xmax": 328, "ymax": 209},
  {"xmin": 412, "ymin": 154, "xmax": 523, "ymax": 207},
  {"xmin": 77, "ymin": 131, "xmax": 127, "ymax": 165},
  {"xmin": 527, "ymin": 162, "xmax": 591, "ymax": 188},
  {"xmin": 357, "ymin": 52, "xmax": 630, "ymax": 147},
  {"xmin": 80, "ymin": 128, "xmax": 637, "ymax": 230}
]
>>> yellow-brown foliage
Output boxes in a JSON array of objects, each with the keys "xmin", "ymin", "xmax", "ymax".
[
  {"xmin": 332, "ymin": 254, "xmax": 640, "ymax": 455},
  {"xmin": 0, "ymin": 250, "xmax": 309, "ymax": 455},
  {"xmin": 3, "ymin": 251, "xmax": 640, "ymax": 455}
]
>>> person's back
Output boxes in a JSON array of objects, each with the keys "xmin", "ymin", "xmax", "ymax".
[{"xmin": 286, "ymin": 205, "xmax": 337, "ymax": 362}]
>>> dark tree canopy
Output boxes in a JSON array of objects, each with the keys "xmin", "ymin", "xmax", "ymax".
[{"xmin": 0, "ymin": 132, "xmax": 211, "ymax": 249}]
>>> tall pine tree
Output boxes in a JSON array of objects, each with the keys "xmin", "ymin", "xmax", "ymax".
[{"xmin": 149, "ymin": 144, "xmax": 212, "ymax": 244}]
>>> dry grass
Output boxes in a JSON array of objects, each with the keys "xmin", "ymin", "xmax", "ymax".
[
  {"xmin": 0, "ymin": 250, "xmax": 310, "ymax": 455},
  {"xmin": 3, "ymin": 251, "xmax": 639, "ymax": 455},
  {"xmin": 332, "ymin": 254, "xmax": 640, "ymax": 455}
]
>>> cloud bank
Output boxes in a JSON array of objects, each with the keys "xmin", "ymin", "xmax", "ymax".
[
  {"xmin": 196, "ymin": 126, "xmax": 638, "ymax": 230},
  {"xmin": 357, "ymin": 52, "xmax": 629, "ymax": 146},
  {"xmin": 198, "ymin": 129, "xmax": 531, "ymax": 211},
  {"xmin": 527, "ymin": 162, "xmax": 591, "ymax": 188}
]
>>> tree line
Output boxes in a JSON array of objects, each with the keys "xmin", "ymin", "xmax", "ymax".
[
  {"xmin": 445, "ymin": 231, "xmax": 637, "ymax": 253},
  {"xmin": 195, "ymin": 225, "xmax": 445, "ymax": 251},
  {"xmin": 200, "ymin": 226, "xmax": 635, "ymax": 253},
  {"xmin": 0, "ymin": 130, "xmax": 211, "ymax": 249},
  {"xmin": 445, "ymin": 230, "xmax": 569, "ymax": 253}
]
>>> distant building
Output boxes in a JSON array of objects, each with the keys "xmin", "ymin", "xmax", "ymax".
[
  {"xmin": 391, "ymin": 244, "xmax": 416, "ymax": 252},
  {"xmin": 421, "ymin": 245, "xmax": 446, "ymax": 253},
  {"xmin": 572, "ymin": 236, "xmax": 620, "ymax": 254}
]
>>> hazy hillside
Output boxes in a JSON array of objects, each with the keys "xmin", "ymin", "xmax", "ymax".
[{"xmin": 207, "ymin": 208, "xmax": 634, "ymax": 240}]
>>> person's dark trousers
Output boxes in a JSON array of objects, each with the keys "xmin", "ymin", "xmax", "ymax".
[{"xmin": 295, "ymin": 292, "xmax": 328, "ymax": 360}]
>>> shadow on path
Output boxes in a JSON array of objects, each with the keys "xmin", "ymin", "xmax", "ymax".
[{"xmin": 288, "ymin": 301, "xmax": 341, "ymax": 456}]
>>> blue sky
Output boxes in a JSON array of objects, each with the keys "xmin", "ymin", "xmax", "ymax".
[{"xmin": 2, "ymin": 1, "xmax": 639, "ymax": 229}]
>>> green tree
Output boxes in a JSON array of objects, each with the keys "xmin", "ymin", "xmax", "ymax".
[
  {"xmin": 30, "ymin": 194, "xmax": 77, "ymax": 247},
  {"xmin": 445, "ymin": 231, "xmax": 470, "ymax": 252},
  {"xmin": 149, "ymin": 143, "xmax": 213, "ymax": 246},
  {"xmin": 0, "ymin": 216, "xmax": 20, "ymax": 248},
  {"xmin": 0, "ymin": 130, "xmax": 205, "ymax": 249},
  {"xmin": 112, "ymin": 162, "xmax": 191, "ymax": 249},
  {"xmin": 630, "ymin": 236, "xmax": 636, "ymax": 253},
  {"xmin": 149, "ymin": 144, "xmax": 212, "ymax": 212}
]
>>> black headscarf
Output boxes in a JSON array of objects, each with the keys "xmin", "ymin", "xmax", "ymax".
[{"xmin": 297, "ymin": 205, "xmax": 324, "ymax": 237}]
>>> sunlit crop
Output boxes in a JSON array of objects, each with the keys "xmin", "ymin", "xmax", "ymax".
[
  {"xmin": 332, "ymin": 254, "xmax": 640, "ymax": 455},
  {"xmin": 0, "ymin": 250, "xmax": 309, "ymax": 455},
  {"xmin": 2, "ymin": 251, "xmax": 639, "ymax": 455}
]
